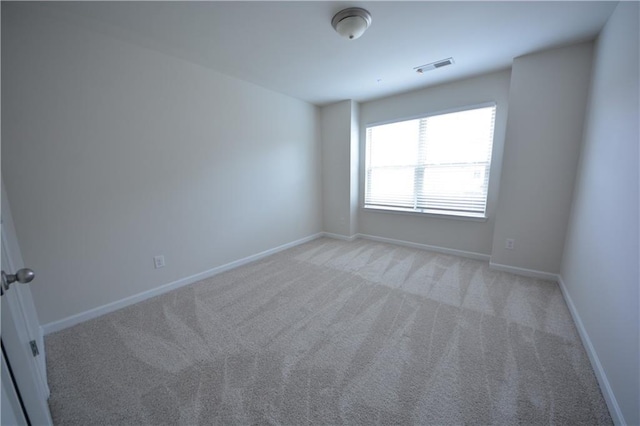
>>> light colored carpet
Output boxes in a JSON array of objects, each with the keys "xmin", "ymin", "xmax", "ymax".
[{"xmin": 46, "ymin": 237, "xmax": 611, "ymax": 425}]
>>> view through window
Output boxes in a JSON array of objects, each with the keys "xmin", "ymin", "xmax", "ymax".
[{"xmin": 364, "ymin": 104, "xmax": 497, "ymax": 218}]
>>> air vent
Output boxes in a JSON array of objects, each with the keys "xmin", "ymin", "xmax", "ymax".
[{"xmin": 415, "ymin": 57, "xmax": 455, "ymax": 74}]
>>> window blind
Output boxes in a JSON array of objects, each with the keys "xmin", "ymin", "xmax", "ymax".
[{"xmin": 365, "ymin": 104, "xmax": 496, "ymax": 217}]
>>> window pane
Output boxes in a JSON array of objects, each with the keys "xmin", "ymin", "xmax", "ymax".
[
  {"xmin": 368, "ymin": 120, "xmax": 420, "ymax": 167},
  {"xmin": 422, "ymin": 107, "xmax": 495, "ymax": 165},
  {"xmin": 421, "ymin": 164, "xmax": 487, "ymax": 194},
  {"xmin": 419, "ymin": 164, "xmax": 488, "ymax": 212},
  {"xmin": 366, "ymin": 167, "xmax": 415, "ymax": 208},
  {"xmin": 365, "ymin": 104, "xmax": 496, "ymax": 217}
]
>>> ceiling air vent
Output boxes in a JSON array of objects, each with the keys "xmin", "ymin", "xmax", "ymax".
[{"xmin": 415, "ymin": 57, "xmax": 455, "ymax": 74}]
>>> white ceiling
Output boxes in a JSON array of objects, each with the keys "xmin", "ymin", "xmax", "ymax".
[{"xmin": 42, "ymin": 1, "xmax": 616, "ymax": 106}]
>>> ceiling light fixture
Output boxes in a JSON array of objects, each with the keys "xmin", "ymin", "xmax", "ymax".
[{"xmin": 331, "ymin": 7, "xmax": 372, "ymax": 40}]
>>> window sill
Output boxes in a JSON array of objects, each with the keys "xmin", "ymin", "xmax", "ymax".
[{"xmin": 363, "ymin": 205, "xmax": 488, "ymax": 222}]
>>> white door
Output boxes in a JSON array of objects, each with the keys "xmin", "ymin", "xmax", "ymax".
[{"xmin": 1, "ymin": 183, "xmax": 53, "ymax": 425}]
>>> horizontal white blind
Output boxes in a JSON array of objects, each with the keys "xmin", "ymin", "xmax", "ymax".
[{"xmin": 365, "ymin": 104, "xmax": 496, "ymax": 217}]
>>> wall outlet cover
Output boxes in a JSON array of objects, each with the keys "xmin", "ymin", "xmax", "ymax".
[{"xmin": 154, "ymin": 255, "xmax": 165, "ymax": 269}]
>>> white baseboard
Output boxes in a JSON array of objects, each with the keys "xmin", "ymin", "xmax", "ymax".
[
  {"xmin": 489, "ymin": 262, "xmax": 559, "ymax": 281},
  {"xmin": 42, "ymin": 233, "xmax": 323, "ymax": 335},
  {"xmin": 356, "ymin": 233, "xmax": 491, "ymax": 261},
  {"xmin": 556, "ymin": 275, "xmax": 625, "ymax": 425},
  {"xmin": 323, "ymin": 232, "xmax": 558, "ymax": 283},
  {"xmin": 321, "ymin": 232, "xmax": 358, "ymax": 242}
]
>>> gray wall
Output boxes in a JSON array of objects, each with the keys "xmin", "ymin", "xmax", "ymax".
[
  {"xmin": 2, "ymin": 4, "xmax": 322, "ymax": 324},
  {"xmin": 560, "ymin": 2, "xmax": 639, "ymax": 424},
  {"xmin": 490, "ymin": 43, "xmax": 594, "ymax": 274},
  {"xmin": 358, "ymin": 70, "xmax": 511, "ymax": 257},
  {"xmin": 321, "ymin": 101, "xmax": 351, "ymax": 237},
  {"xmin": 349, "ymin": 101, "xmax": 360, "ymax": 237},
  {"xmin": 321, "ymin": 100, "xmax": 359, "ymax": 238}
]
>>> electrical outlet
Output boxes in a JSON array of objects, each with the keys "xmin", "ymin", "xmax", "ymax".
[
  {"xmin": 154, "ymin": 255, "xmax": 165, "ymax": 269},
  {"xmin": 505, "ymin": 239, "xmax": 515, "ymax": 250}
]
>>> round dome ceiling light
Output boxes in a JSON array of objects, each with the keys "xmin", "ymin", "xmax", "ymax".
[{"xmin": 331, "ymin": 7, "xmax": 372, "ymax": 40}]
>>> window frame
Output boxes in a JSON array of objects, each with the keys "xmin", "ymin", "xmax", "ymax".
[{"xmin": 363, "ymin": 101, "xmax": 497, "ymax": 220}]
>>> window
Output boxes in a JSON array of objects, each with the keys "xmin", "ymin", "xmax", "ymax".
[{"xmin": 364, "ymin": 103, "xmax": 496, "ymax": 218}]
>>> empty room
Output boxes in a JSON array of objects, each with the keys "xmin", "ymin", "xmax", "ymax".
[{"xmin": 1, "ymin": 1, "xmax": 638, "ymax": 425}]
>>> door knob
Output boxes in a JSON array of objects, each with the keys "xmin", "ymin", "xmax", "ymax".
[{"xmin": 1, "ymin": 268, "xmax": 35, "ymax": 294}]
